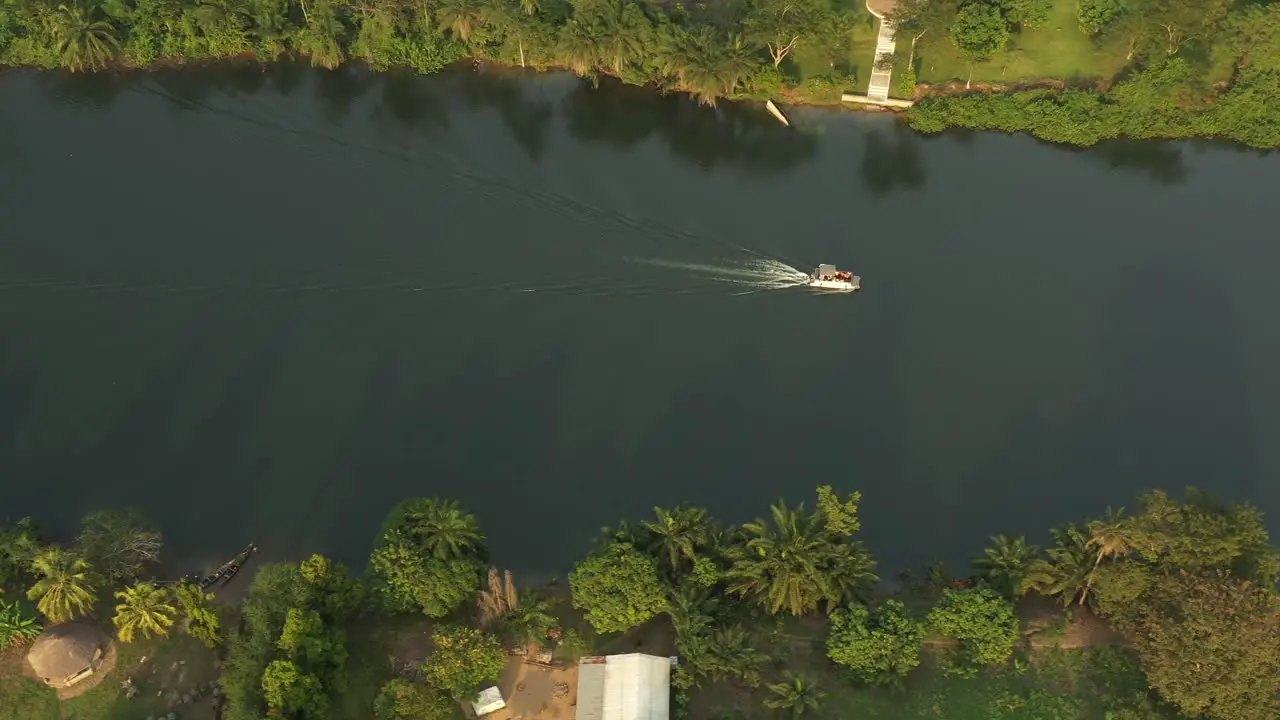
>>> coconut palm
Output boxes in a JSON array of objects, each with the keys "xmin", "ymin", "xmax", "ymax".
[
  {"xmin": 556, "ymin": 0, "xmax": 648, "ymax": 76},
  {"xmin": 1041, "ymin": 523, "xmax": 1097, "ymax": 607},
  {"xmin": 436, "ymin": 0, "xmax": 487, "ymax": 40},
  {"xmin": 0, "ymin": 599, "xmax": 42, "ymax": 650},
  {"xmin": 661, "ymin": 29, "xmax": 756, "ymax": 106},
  {"xmin": 502, "ymin": 590, "xmax": 557, "ymax": 647},
  {"xmin": 294, "ymin": 0, "xmax": 346, "ymax": 69},
  {"xmin": 704, "ymin": 625, "xmax": 766, "ymax": 686},
  {"xmin": 113, "ymin": 582, "xmax": 177, "ymax": 643},
  {"xmin": 397, "ymin": 498, "xmax": 485, "ymax": 560},
  {"xmin": 194, "ymin": 0, "xmax": 251, "ymax": 34},
  {"xmin": 726, "ymin": 502, "xmax": 874, "ymax": 616},
  {"xmin": 1088, "ymin": 506, "xmax": 1141, "ymax": 570},
  {"xmin": 27, "ymin": 549, "xmax": 96, "ymax": 623},
  {"xmin": 668, "ymin": 586, "xmax": 718, "ymax": 640},
  {"xmin": 764, "ymin": 671, "xmax": 825, "ymax": 718},
  {"xmin": 643, "ymin": 504, "xmax": 712, "ymax": 577},
  {"xmin": 49, "ymin": 2, "xmax": 120, "ymax": 72},
  {"xmin": 973, "ymin": 534, "xmax": 1051, "ymax": 599}
]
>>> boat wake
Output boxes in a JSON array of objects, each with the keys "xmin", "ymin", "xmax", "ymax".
[{"xmin": 626, "ymin": 257, "xmax": 811, "ymax": 291}]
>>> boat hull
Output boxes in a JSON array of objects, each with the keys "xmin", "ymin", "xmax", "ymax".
[{"xmin": 808, "ymin": 278, "xmax": 860, "ymax": 292}]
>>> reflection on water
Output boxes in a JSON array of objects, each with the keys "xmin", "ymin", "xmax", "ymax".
[{"xmin": 26, "ymin": 62, "xmax": 1214, "ymax": 187}]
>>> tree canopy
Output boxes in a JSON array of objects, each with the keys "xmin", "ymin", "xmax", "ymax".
[
  {"xmin": 826, "ymin": 600, "xmax": 923, "ymax": 684},
  {"xmin": 1130, "ymin": 571, "xmax": 1280, "ymax": 720},
  {"xmin": 569, "ymin": 540, "xmax": 667, "ymax": 634},
  {"xmin": 371, "ymin": 498, "xmax": 485, "ymax": 617},
  {"xmin": 725, "ymin": 489, "xmax": 877, "ymax": 616},
  {"xmin": 421, "ymin": 624, "xmax": 506, "ymax": 699},
  {"xmin": 926, "ymin": 587, "xmax": 1019, "ymax": 673}
]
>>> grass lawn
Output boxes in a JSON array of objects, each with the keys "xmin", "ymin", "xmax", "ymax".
[
  {"xmin": 912, "ymin": 0, "xmax": 1132, "ymax": 86},
  {"xmin": 64, "ymin": 634, "xmax": 221, "ymax": 720},
  {"xmin": 0, "ymin": 673, "xmax": 59, "ymax": 720}
]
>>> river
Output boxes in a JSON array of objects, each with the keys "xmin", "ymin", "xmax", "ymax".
[{"xmin": 2, "ymin": 63, "xmax": 1278, "ymax": 579}]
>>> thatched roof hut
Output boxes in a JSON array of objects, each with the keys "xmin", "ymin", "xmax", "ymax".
[{"xmin": 26, "ymin": 622, "xmax": 108, "ymax": 688}]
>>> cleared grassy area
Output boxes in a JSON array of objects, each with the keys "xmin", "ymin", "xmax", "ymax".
[
  {"xmin": 912, "ymin": 0, "xmax": 1131, "ymax": 85},
  {"xmin": 0, "ymin": 632, "xmax": 219, "ymax": 720},
  {"xmin": 687, "ymin": 613, "xmax": 1170, "ymax": 720},
  {"xmin": 0, "ymin": 673, "xmax": 59, "ymax": 720}
]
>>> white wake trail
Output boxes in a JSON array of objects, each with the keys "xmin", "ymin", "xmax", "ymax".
[{"xmin": 627, "ymin": 257, "xmax": 810, "ymax": 290}]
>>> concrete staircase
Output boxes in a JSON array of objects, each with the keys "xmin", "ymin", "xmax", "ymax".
[{"xmin": 867, "ymin": 21, "xmax": 897, "ymax": 103}]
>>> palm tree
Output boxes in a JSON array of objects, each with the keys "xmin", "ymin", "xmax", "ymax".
[
  {"xmin": 436, "ymin": 0, "xmax": 487, "ymax": 41},
  {"xmin": 113, "ymin": 582, "xmax": 177, "ymax": 643},
  {"xmin": 194, "ymin": 0, "xmax": 251, "ymax": 34},
  {"xmin": 517, "ymin": 0, "xmax": 537, "ymax": 15},
  {"xmin": 661, "ymin": 29, "xmax": 756, "ymax": 106},
  {"xmin": 556, "ymin": 0, "xmax": 648, "ymax": 76},
  {"xmin": 27, "ymin": 549, "xmax": 96, "ymax": 623},
  {"xmin": 725, "ymin": 502, "xmax": 875, "ymax": 616},
  {"xmin": 668, "ymin": 586, "xmax": 718, "ymax": 640},
  {"xmin": 973, "ymin": 534, "xmax": 1051, "ymax": 599},
  {"xmin": 0, "ymin": 599, "xmax": 42, "ymax": 649},
  {"xmin": 764, "ymin": 672, "xmax": 825, "ymax": 718},
  {"xmin": 705, "ymin": 625, "xmax": 766, "ymax": 686},
  {"xmin": 1087, "ymin": 506, "xmax": 1140, "ymax": 570},
  {"xmin": 643, "ymin": 504, "xmax": 712, "ymax": 577},
  {"xmin": 1041, "ymin": 524, "xmax": 1096, "ymax": 607},
  {"xmin": 503, "ymin": 590, "xmax": 557, "ymax": 647},
  {"xmin": 295, "ymin": 0, "xmax": 346, "ymax": 69},
  {"xmin": 49, "ymin": 2, "xmax": 120, "ymax": 72},
  {"xmin": 398, "ymin": 498, "xmax": 485, "ymax": 560}
]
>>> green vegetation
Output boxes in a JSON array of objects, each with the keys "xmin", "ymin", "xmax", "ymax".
[
  {"xmin": 113, "ymin": 581, "xmax": 178, "ymax": 642},
  {"xmin": 926, "ymin": 586, "xmax": 1020, "ymax": 674},
  {"xmin": 1, "ymin": 0, "xmax": 1278, "ymax": 143},
  {"xmin": 0, "ymin": 599, "xmax": 41, "ymax": 650},
  {"xmin": 569, "ymin": 540, "xmax": 667, "ymax": 633},
  {"xmin": 826, "ymin": 599, "xmax": 923, "ymax": 684},
  {"xmin": 899, "ymin": 0, "xmax": 1280, "ymax": 146},
  {"xmin": 420, "ymin": 624, "xmax": 506, "ymax": 699},
  {"xmin": 369, "ymin": 498, "xmax": 485, "ymax": 617},
  {"xmin": 1, "ymin": 485, "xmax": 1278, "ymax": 720},
  {"xmin": 0, "ymin": 0, "xmax": 877, "ymax": 106}
]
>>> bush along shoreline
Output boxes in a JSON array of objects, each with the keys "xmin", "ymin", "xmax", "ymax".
[
  {"xmin": 2, "ymin": 485, "xmax": 1279, "ymax": 719},
  {"xmin": 6, "ymin": 0, "xmax": 1280, "ymax": 146}
]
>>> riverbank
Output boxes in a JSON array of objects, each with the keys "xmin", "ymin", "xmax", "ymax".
[
  {"xmin": 1, "ymin": 486, "xmax": 1277, "ymax": 719},
  {"xmin": 4, "ymin": 0, "xmax": 1280, "ymax": 148}
]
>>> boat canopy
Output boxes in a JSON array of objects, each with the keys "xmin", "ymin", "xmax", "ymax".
[{"xmin": 817, "ymin": 264, "xmax": 837, "ymax": 275}]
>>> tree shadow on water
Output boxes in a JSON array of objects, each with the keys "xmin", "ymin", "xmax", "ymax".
[
  {"xmin": 1083, "ymin": 139, "xmax": 1190, "ymax": 185},
  {"xmin": 147, "ymin": 63, "xmax": 271, "ymax": 112},
  {"xmin": 860, "ymin": 123, "xmax": 927, "ymax": 196},
  {"xmin": 39, "ymin": 70, "xmax": 136, "ymax": 110},
  {"xmin": 371, "ymin": 70, "xmax": 452, "ymax": 137},
  {"xmin": 562, "ymin": 76, "xmax": 819, "ymax": 175},
  {"xmin": 458, "ymin": 68, "xmax": 554, "ymax": 161},
  {"xmin": 314, "ymin": 64, "xmax": 375, "ymax": 122}
]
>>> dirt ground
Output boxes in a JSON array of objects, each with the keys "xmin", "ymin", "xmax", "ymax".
[{"xmin": 477, "ymin": 657, "xmax": 579, "ymax": 720}]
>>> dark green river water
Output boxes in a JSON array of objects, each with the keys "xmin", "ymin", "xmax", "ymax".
[{"xmin": 2, "ymin": 63, "xmax": 1278, "ymax": 578}]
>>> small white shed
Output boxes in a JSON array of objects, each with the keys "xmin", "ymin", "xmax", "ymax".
[
  {"xmin": 472, "ymin": 686, "xmax": 506, "ymax": 716},
  {"xmin": 575, "ymin": 653, "xmax": 670, "ymax": 720}
]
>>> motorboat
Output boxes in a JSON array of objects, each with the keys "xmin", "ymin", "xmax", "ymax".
[{"xmin": 808, "ymin": 264, "xmax": 860, "ymax": 292}]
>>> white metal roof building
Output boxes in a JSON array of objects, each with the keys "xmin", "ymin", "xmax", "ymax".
[{"xmin": 575, "ymin": 653, "xmax": 671, "ymax": 720}]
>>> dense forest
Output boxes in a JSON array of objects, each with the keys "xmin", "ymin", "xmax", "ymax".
[
  {"xmin": 2, "ymin": 485, "xmax": 1279, "ymax": 719},
  {"xmin": 4, "ymin": 0, "xmax": 1280, "ymax": 145}
]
